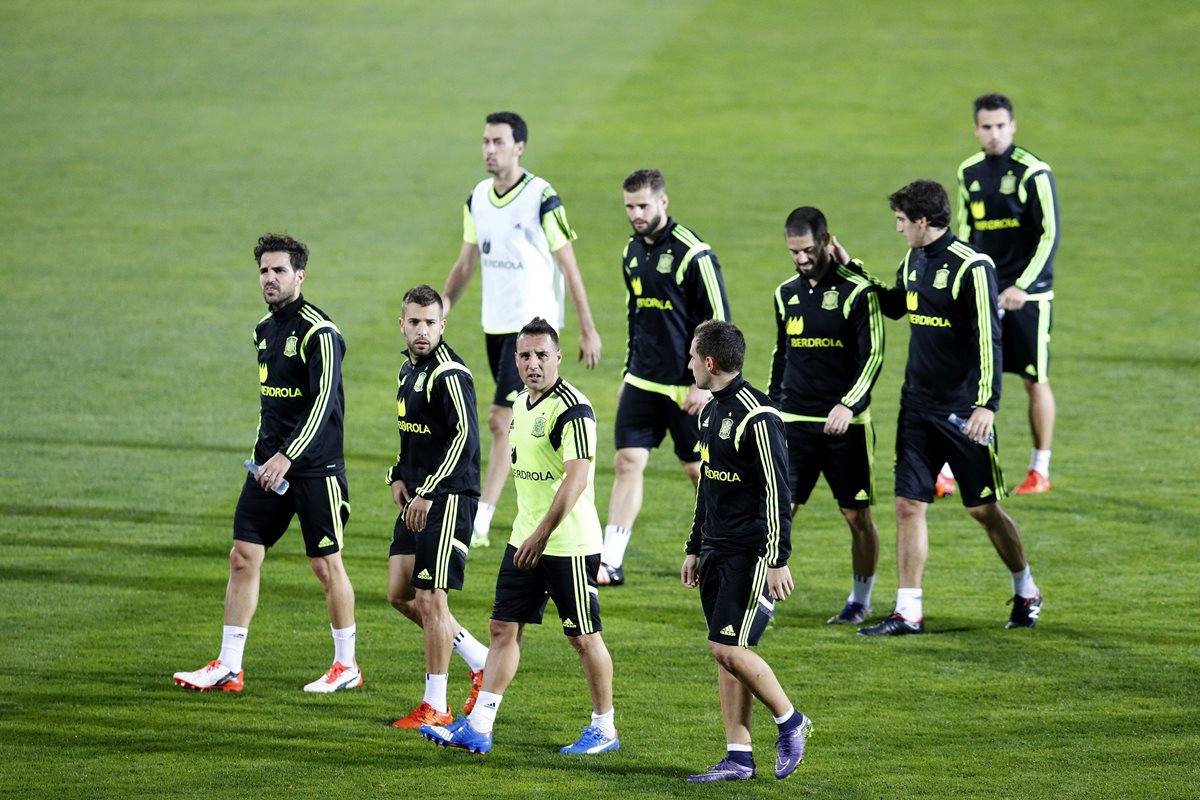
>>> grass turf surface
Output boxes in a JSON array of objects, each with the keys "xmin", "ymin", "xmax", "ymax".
[{"xmin": 2, "ymin": 1, "xmax": 1198, "ymax": 797}]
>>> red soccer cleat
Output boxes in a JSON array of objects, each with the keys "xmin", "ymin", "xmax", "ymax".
[
  {"xmin": 935, "ymin": 472, "xmax": 956, "ymax": 498},
  {"xmin": 463, "ymin": 669, "xmax": 484, "ymax": 716},
  {"xmin": 1013, "ymin": 470, "xmax": 1051, "ymax": 495}
]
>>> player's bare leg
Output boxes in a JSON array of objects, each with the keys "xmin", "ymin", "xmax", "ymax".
[
  {"xmin": 606, "ymin": 448, "xmax": 649, "ymax": 530},
  {"xmin": 894, "ymin": 497, "xmax": 929, "ymax": 591},
  {"xmin": 224, "ymin": 540, "xmax": 265, "ymax": 628},
  {"xmin": 568, "ymin": 632, "xmax": 613, "ymax": 714},
  {"xmin": 474, "ymin": 404, "xmax": 513, "ymax": 545},
  {"xmin": 311, "ymin": 551, "xmax": 355, "ymax": 629},
  {"xmin": 386, "ymin": 553, "xmax": 420, "ymax": 623},
  {"xmin": 840, "ymin": 507, "xmax": 879, "ymax": 579},
  {"xmin": 717, "ymin": 661, "xmax": 753, "ymax": 745},
  {"xmin": 707, "ymin": 642, "xmax": 791, "ymax": 718},
  {"xmin": 1025, "ymin": 380, "xmax": 1056, "ymax": 452},
  {"xmin": 967, "ymin": 502, "xmax": 1028, "ymax": 573}
]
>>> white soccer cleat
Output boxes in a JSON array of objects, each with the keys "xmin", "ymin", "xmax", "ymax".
[
  {"xmin": 303, "ymin": 661, "xmax": 363, "ymax": 693},
  {"xmin": 173, "ymin": 659, "xmax": 244, "ymax": 693}
]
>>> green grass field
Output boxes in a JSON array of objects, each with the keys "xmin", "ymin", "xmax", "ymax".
[{"xmin": 3, "ymin": 1, "xmax": 1199, "ymax": 797}]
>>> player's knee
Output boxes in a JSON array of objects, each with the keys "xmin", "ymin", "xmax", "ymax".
[
  {"xmin": 840, "ymin": 507, "xmax": 874, "ymax": 532},
  {"xmin": 228, "ymin": 543, "xmax": 261, "ymax": 575},
  {"xmin": 966, "ymin": 501, "xmax": 999, "ymax": 524},
  {"xmin": 895, "ymin": 497, "xmax": 925, "ymax": 524},
  {"xmin": 415, "ymin": 588, "xmax": 447, "ymax": 619},
  {"xmin": 488, "ymin": 619, "xmax": 519, "ymax": 646},
  {"xmin": 487, "ymin": 409, "xmax": 510, "ymax": 438},
  {"xmin": 613, "ymin": 449, "xmax": 647, "ymax": 478},
  {"xmin": 707, "ymin": 640, "xmax": 737, "ymax": 669}
]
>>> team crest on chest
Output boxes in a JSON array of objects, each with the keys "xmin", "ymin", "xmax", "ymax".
[
  {"xmin": 822, "ymin": 290, "xmax": 839, "ymax": 311},
  {"xmin": 413, "ymin": 373, "xmax": 427, "ymax": 393},
  {"xmin": 999, "ymin": 172, "xmax": 1017, "ymax": 195},
  {"xmin": 532, "ymin": 416, "xmax": 547, "ymax": 438},
  {"xmin": 656, "ymin": 253, "xmax": 674, "ymax": 274},
  {"xmin": 284, "ymin": 335, "xmax": 298, "ymax": 358},
  {"xmin": 933, "ymin": 268, "xmax": 950, "ymax": 290},
  {"xmin": 718, "ymin": 417, "xmax": 733, "ymax": 440}
]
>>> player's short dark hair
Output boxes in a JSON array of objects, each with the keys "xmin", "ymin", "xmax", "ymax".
[
  {"xmin": 402, "ymin": 284, "xmax": 443, "ymax": 314},
  {"xmin": 784, "ymin": 206, "xmax": 828, "ymax": 239},
  {"xmin": 889, "ymin": 180, "xmax": 952, "ymax": 229},
  {"xmin": 254, "ymin": 233, "xmax": 308, "ymax": 271},
  {"xmin": 623, "ymin": 168, "xmax": 666, "ymax": 194},
  {"xmin": 974, "ymin": 93, "xmax": 1014, "ymax": 118},
  {"xmin": 693, "ymin": 320, "xmax": 745, "ymax": 374},
  {"xmin": 486, "ymin": 111, "xmax": 527, "ymax": 144},
  {"xmin": 518, "ymin": 316, "xmax": 559, "ymax": 349}
]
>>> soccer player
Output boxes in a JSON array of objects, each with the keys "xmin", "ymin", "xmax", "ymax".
[
  {"xmin": 956, "ymin": 93, "xmax": 1060, "ymax": 494},
  {"xmin": 681, "ymin": 320, "xmax": 812, "ymax": 782},
  {"xmin": 421, "ymin": 318, "xmax": 618, "ymax": 756},
  {"xmin": 858, "ymin": 181, "xmax": 1043, "ymax": 637},
  {"xmin": 769, "ymin": 207, "xmax": 884, "ymax": 625},
  {"xmin": 385, "ymin": 285, "xmax": 489, "ymax": 729},
  {"xmin": 173, "ymin": 233, "xmax": 362, "ymax": 693},
  {"xmin": 599, "ymin": 168, "xmax": 731, "ymax": 586},
  {"xmin": 441, "ymin": 111, "xmax": 603, "ymax": 548}
]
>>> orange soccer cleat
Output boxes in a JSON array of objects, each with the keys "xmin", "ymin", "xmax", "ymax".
[
  {"xmin": 1013, "ymin": 470, "xmax": 1051, "ymax": 495},
  {"xmin": 935, "ymin": 472, "xmax": 956, "ymax": 498},
  {"xmin": 463, "ymin": 669, "xmax": 484, "ymax": 715},
  {"xmin": 392, "ymin": 701, "xmax": 453, "ymax": 729}
]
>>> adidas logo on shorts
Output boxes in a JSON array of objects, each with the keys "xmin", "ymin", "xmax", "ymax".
[
  {"xmin": 417, "ymin": 569, "xmax": 433, "ymax": 580},
  {"xmin": 720, "ymin": 624, "xmax": 736, "ymax": 636},
  {"xmin": 318, "ymin": 536, "xmax": 335, "ymax": 548}
]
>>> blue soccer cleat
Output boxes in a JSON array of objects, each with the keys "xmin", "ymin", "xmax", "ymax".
[
  {"xmin": 774, "ymin": 713, "xmax": 813, "ymax": 779},
  {"xmin": 827, "ymin": 600, "xmax": 872, "ymax": 625},
  {"xmin": 686, "ymin": 757, "xmax": 756, "ymax": 782},
  {"xmin": 560, "ymin": 725, "xmax": 620, "ymax": 754},
  {"xmin": 420, "ymin": 716, "xmax": 492, "ymax": 754}
]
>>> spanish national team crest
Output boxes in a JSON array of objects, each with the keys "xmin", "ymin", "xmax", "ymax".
[
  {"xmin": 284, "ymin": 335, "xmax": 298, "ymax": 358},
  {"xmin": 259, "ymin": 363, "xmax": 268, "ymax": 384},
  {"xmin": 656, "ymin": 253, "xmax": 674, "ymax": 274},
  {"xmin": 933, "ymin": 268, "xmax": 950, "ymax": 290},
  {"xmin": 532, "ymin": 416, "xmax": 547, "ymax": 438},
  {"xmin": 822, "ymin": 290, "xmax": 839, "ymax": 311},
  {"xmin": 413, "ymin": 373, "xmax": 426, "ymax": 393},
  {"xmin": 718, "ymin": 417, "xmax": 733, "ymax": 440},
  {"xmin": 1000, "ymin": 171, "xmax": 1017, "ymax": 195}
]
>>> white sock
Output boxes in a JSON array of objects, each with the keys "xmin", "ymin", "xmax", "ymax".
[
  {"xmin": 895, "ymin": 588, "xmax": 923, "ymax": 621},
  {"xmin": 601, "ymin": 525, "xmax": 632, "ymax": 567},
  {"xmin": 468, "ymin": 691, "xmax": 503, "ymax": 733},
  {"xmin": 939, "ymin": 463, "xmax": 955, "ymax": 480},
  {"xmin": 1030, "ymin": 449, "xmax": 1051, "ymax": 477},
  {"xmin": 727, "ymin": 743, "xmax": 753, "ymax": 753},
  {"xmin": 219, "ymin": 625, "xmax": 248, "ymax": 675},
  {"xmin": 772, "ymin": 704, "xmax": 796, "ymax": 725},
  {"xmin": 453, "ymin": 628, "xmax": 488, "ymax": 673},
  {"xmin": 591, "ymin": 707, "xmax": 616, "ymax": 738},
  {"xmin": 851, "ymin": 574, "xmax": 875, "ymax": 607},
  {"xmin": 1011, "ymin": 566, "xmax": 1039, "ymax": 598},
  {"xmin": 332, "ymin": 625, "xmax": 356, "ymax": 667},
  {"xmin": 423, "ymin": 673, "xmax": 449, "ymax": 713},
  {"xmin": 474, "ymin": 502, "xmax": 495, "ymax": 536}
]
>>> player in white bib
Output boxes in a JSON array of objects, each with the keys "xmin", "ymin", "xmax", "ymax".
[{"xmin": 442, "ymin": 112, "xmax": 602, "ymax": 548}]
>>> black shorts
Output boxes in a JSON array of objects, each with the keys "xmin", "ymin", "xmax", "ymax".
[
  {"xmin": 485, "ymin": 333, "xmax": 523, "ymax": 408},
  {"xmin": 491, "ymin": 545, "xmax": 602, "ymax": 637},
  {"xmin": 1001, "ymin": 296, "xmax": 1052, "ymax": 382},
  {"xmin": 233, "ymin": 473, "xmax": 350, "ymax": 557},
  {"xmin": 390, "ymin": 493, "xmax": 477, "ymax": 591},
  {"xmin": 894, "ymin": 407, "xmax": 1007, "ymax": 507},
  {"xmin": 699, "ymin": 550, "xmax": 775, "ymax": 647},
  {"xmin": 786, "ymin": 420, "xmax": 874, "ymax": 508},
  {"xmin": 614, "ymin": 382, "xmax": 701, "ymax": 462}
]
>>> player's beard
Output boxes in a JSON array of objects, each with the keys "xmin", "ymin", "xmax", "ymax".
[{"xmin": 632, "ymin": 213, "xmax": 664, "ymax": 240}]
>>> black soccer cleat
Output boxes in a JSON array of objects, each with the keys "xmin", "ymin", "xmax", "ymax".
[
  {"xmin": 597, "ymin": 562, "xmax": 625, "ymax": 586},
  {"xmin": 857, "ymin": 613, "xmax": 925, "ymax": 637},
  {"xmin": 1006, "ymin": 593, "xmax": 1043, "ymax": 628}
]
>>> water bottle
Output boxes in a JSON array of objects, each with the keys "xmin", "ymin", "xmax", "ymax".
[
  {"xmin": 948, "ymin": 413, "xmax": 994, "ymax": 446},
  {"xmin": 244, "ymin": 459, "xmax": 289, "ymax": 494}
]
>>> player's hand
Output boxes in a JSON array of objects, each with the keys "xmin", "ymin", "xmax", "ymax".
[
  {"xmin": 999, "ymin": 285, "xmax": 1027, "ymax": 311},
  {"xmin": 514, "ymin": 533, "xmax": 549, "ymax": 570},
  {"xmin": 824, "ymin": 403, "xmax": 853, "ymax": 436},
  {"xmin": 963, "ymin": 407, "xmax": 995, "ymax": 446},
  {"xmin": 680, "ymin": 554, "xmax": 700, "ymax": 588},
  {"xmin": 391, "ymin": 480, "xmax": 411, "ymax": 508},
  {"xmin": 767, "ymin": 565, "xmax": 794, "ymax": 601},
  {"xmin": 826, "ymin": 234, "xmax": 851, "ymax": 266},
  {"xmin": 404, "ymin": 494, "xmax": 432, "ymax": 533},
  {"xmin": 682, "ymin": 385, "xmax": 710, "ymax": 416},
  {"xmin": 256, "ymin": 452, "xmax": 292, "ymax": 493},
  {"xmin": 578, "ymin": 328, "xmax": 602, "ymax": 369}
]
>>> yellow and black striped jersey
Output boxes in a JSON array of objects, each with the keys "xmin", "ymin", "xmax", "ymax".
[
  {"xmin": 957, "ymin": 144, "xmax": 1059, "ymax": 294},
  {"xmin": 769, "ymin": 263, "xmax": 884, "ymax": 417},
  {"xmin": 386, "ymin": 340, "xmax": 481, "ymax": 498},
  {"xmin": 508, "ymin": 378, "xmax": 602, "ymax": 557},
  {"xmin": 252, "ymin": 295, "xmax": 346, "ymax": 478},
  {"xmin": 686, "ymin": 376, "xmax": 792, "ymax": 568},
  {"xmin": 878, "ymin": 232, "xmax": 1002, "ymax": 415},
  {"xmin": 622, "ymin": 218, "xmax": 730, "ymax": 390}
]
